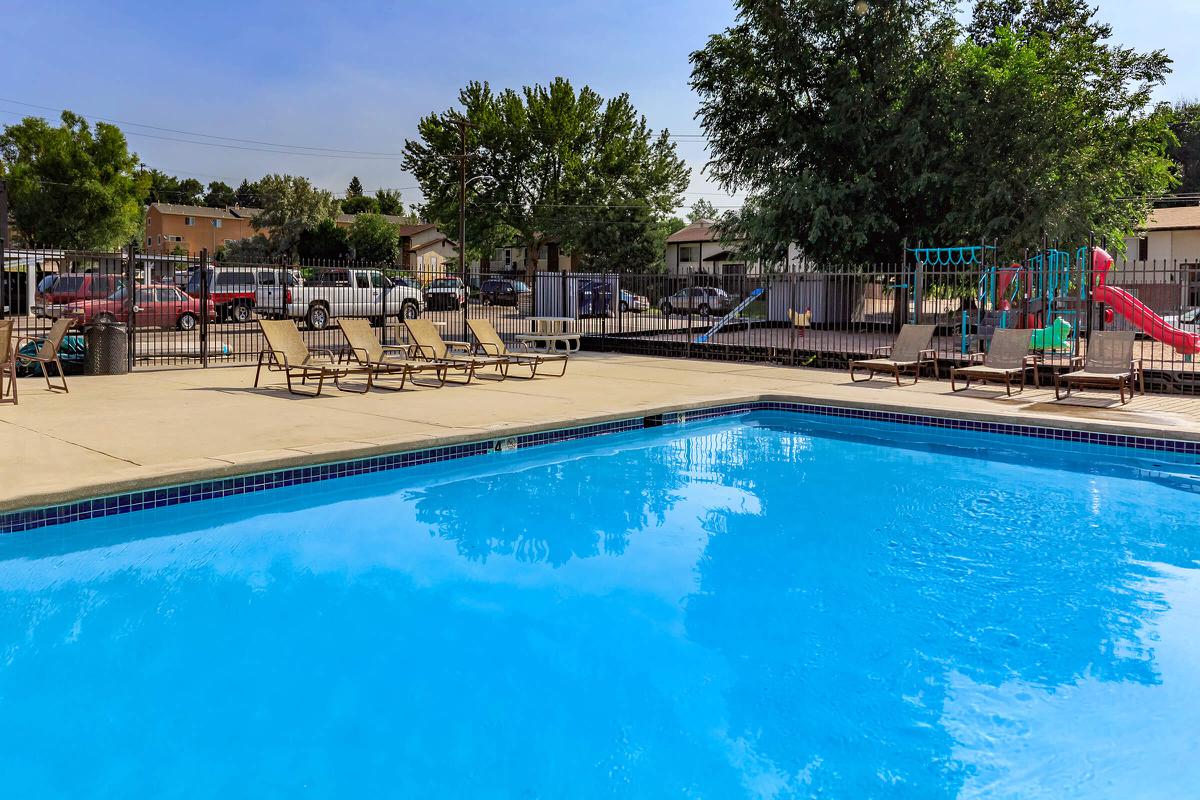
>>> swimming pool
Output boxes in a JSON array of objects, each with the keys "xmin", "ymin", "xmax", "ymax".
[{"xmin": 2, "ymin": 410, "xmax": 1199, "ymax": 797}]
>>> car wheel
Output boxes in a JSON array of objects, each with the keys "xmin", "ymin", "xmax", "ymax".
[
  {"xmin": 660, "ymin": 303, "xmax": 672, "ymax": 316},
  {"xmin": 619, "ymin": 300, "xmax": 629, "ymax": 314},
  {"xmin": 305, "ymin": 304, "xmax": 330, "ymax": 331},
  {"xmin": 231, "ymin": 303, "xmax": 252, "ymax": 324},
  {"xmin": 482, "ymin": 296, "xmax": 493, "ymax": 306},
  {"xmin": 177, "ymin": 312, "xmax": 198, "ymax": 332},
  {"xmin": 401, "ymin": 300, "xmax": 420, "ymax": 320},
  {"xmin": 698, "ymin": 303, "xmax": 712, "ymax": 316},
  {"xmin": 97, "ymin": 313, "xmax": 117, "ymax": 325}
]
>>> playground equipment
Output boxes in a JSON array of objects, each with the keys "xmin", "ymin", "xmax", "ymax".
[
  {"xmin": 1090, "ymin": 248, "xmax": 1200, "ymax": 355},
  {"xmin": 1028, "ymin": 317, "xmax": 1073, "ymax": 351},
  {"xmin": 694, "ymin": 287, "xmax": 764, "ymax": 344}
]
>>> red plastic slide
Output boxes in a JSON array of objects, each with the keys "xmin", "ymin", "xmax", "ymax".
[{"xmin": 1092, "ymin": 249, "xmax": 1200, "ymax": 355}]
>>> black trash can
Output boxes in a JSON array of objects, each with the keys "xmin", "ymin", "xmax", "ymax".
[{"xmin": 85, "ymin": 323, "xmax": 130, "ymax": 375}]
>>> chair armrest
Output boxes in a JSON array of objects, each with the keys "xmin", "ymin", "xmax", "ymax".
[
  {"xmin": 1069, "ymin": 355, "xmax": 1086, "ymax": 368},
  {"xmin": 475, "ymin": 341, "xmax": 504, "ymax": 356},
  {"xmin": 444, "ymin": 340, "xmax": 472, "ymax": 354},
  {"xmin": 967, "ymin": 352, "xmax": 986, "ymax": 365},
  {"xmin": 873, "ymin": 345, "xmax": 893, "ymax": 356},
  {"xmin": 309, "ymin": 348, "xmax": 338, "ymax": 363},
  {"xmin": 918, "ymin": 348, "xmax": 937, "ymax": 360}
]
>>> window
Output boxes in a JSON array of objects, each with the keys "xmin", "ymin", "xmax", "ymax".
[
  {"xmin": 215, "ymin": 271, "xmax": 254, "ymax": 288},
  {"xmin": 678, "ymin": 245, "xmax": 697, "ymax": 262},
  {"xmin": 356, "ymin": 273, "xmax": 371, "ymax": 289},
  {"xmin": 212, "ymin": 219, "xmax": 222, "ymax": 229},
  {"xmin": 184, "ymin": 216, "xmax": 195, "ymax": 226},
  {"xmin": 417, "ymin": 255, "xmax": 425, "ymax": 268},
  {"xmin": 156, "ymin": 288, "xmax": 179, "ymax": 302},
  {"xmin": 370, "ymin": 272, "xmax": 387, "ymax": 289},
  {"xmin": 504, "ymin": 249, "xmax": 512, "ymax": 265},
  {"xmin": 538, "ymin": 245, "xmax": 548, "ymax": 259},
  {"xmin": 146, "ymin": 237, "xmax": 152, "ymax": 246},
  {"xmin": 1138, "ymin": 236, "xmax": 1149, "ymax": 262}
]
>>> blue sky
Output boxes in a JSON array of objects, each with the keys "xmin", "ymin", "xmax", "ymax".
[{"xmin": 2, "ymin": 0, "xmax": 1196, "ymax": 213}]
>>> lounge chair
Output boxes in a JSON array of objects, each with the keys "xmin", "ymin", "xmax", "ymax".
[
  {"xmin": 16, "ymin": 317, "xmax": 72, "ymax": 394},
  {"xmin": 1, "ymin": 319, "xmax": 16, "ymax": 405},
  {"xmin": 254, "ymin": 319, "xmax": 352, "ymax": 397},
  {"xmin": 404, "ymin": 318, "xmax": 509, "ymax": 383},
  {"xmin": 467, "ymin": 318, "xmax": 568, "ymax": 378},
  {"xmin": 1054, "ymin": 330, "xmax": 1143, "ymax": 404},
  {"xmin": 950, "ymin": 327, "xmax": 1038, "ymax": 396},
  {"xmin": 849, "ymin": 324, "xmax": 938, "ymax": 385},
  {"xmin": 337, "ymin": 318, "xmax": 449, "ymax": 391}
]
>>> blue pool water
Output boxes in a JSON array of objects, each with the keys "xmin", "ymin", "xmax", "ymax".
[{"xmin": 2, "ymin": 412, "xmax": 1200, "ymax": 798}]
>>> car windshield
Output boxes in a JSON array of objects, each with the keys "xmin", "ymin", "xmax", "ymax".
[
  {"xmin": 511, "ymin": 281, "xmax": 530, "ymax": 292},
  {"xmin": 431, "ymin": 279, "xmax": 459, "ymax": 288},
  {"xmin": 1181, "ymin": 309, "xmax": 1200, "ymax": 324}
]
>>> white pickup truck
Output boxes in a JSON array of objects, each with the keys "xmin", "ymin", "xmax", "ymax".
[{"xmin": 255, "ymin": 267, "xmax": 423, "ymax": 330}]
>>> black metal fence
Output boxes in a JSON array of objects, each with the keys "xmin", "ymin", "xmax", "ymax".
[{"xmin": 4, "ymin": 245, "xmax": 1200, "ymax": 394}]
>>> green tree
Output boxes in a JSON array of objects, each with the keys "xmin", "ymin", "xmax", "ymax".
[
  {"xmin": 403, "ymin": 78, "xmax": 689, "ymax": 275},
  {"xmin": 252, "ymin": 174, "xmax": 338, "ymax": 255},
  {"xmin": 649, "ymin": 215, "xmax": 687, "ymax": 272},
  {"xmin": 1168, "ymin": 101, "xmax": 1200, "ymax": 196},
  {"xmin": 202, "ymin": 180, "xmax": 237, "ymax": 207},
  {"xmin": 297, "ymin": 218, "xmax": 350, "ymax": 260},
  {"xmin": 346, "ymin": 175, "xmax": 364, "ymax": 197},
  {"xmin": 340, "ymin": 194, "xmax": 379, "ymax": 214},
  {"xmin": 218, "ymin": 234, "xmax": 273, "ymax": 264},
  {"xmin": 0, "ymin": 111, "xmax": 147, "ymax": 248},
  {"xmin": 234, "ymin": 178, "xmax": 263, "ymax": 207},
  {"xmin": 691, "ymin": 0, "xmax": 1175, "ymax": 265},
  {"xmin": 688, "ymin": 198, "xmax": 719, "ymax": 222},
  {"xmin": 374, "ymin": 188, "xmax": 406, "ymax": 216},
  {"xmin": 348, "ymin": 213, "xmax": 399, "ymax": 262}
]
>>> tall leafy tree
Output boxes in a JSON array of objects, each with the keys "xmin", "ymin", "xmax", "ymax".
[
  {"xmin": 251, "ymin": 174, "xmax": 338, "ymax": 255},
  {"xmin": 688, "ymin": 198, "xmax": 719, "ymax": 222},
  {"xmin": 202, "ymin": 180, "xmax": 237, "ymax": 207},
  {"xmin": 403, "ymin": 78, "xmax": 689, "ymax": 275},
  {"xmin": 1168, "ymin": 100, "xmax": 1200, "ymax": 196},
  {"xmin": 297, "ymin": 218, "xmax": 350, "ymax": 260},
  {"xmin": 692, "ymin": 0, "xmax": 1176, "ymax": 265},
  {"xmin": 346, "ymin": 175, "xmax": 364, "ymax": 197},
  {"xmin": 234, "ymin": 178, "xmax": 263, "ymax": 207},
  {"xmin": 0, "ymin": 111, "xmax": 147, "ymax": 248},
  {"xmin": 374, "ymin": 188, "xmax": 406, "ymax": 216},
  {"xmin": 340, "ymin": 194, "xmax": 379, "ymax": 214},
  {"xmin": 348, "ymin": 213, "xmax": 399, "ymax": 263}
]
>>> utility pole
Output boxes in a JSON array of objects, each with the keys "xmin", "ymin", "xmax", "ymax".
[{"xmin": 458, "ymin": 117, "xmax": 468, "ymax": 341}]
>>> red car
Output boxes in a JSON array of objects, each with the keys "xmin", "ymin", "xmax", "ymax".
[
  {"xmin": 34, "ymin": 273, "xmax": 124, "ymax": 319},
  {"xmin": 61, "ymin": 284, "xmax": 217, "ymax": 331}
]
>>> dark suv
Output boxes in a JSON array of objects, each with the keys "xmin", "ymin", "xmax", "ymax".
[{"xmin": 480, "ymin": 279, "xmax": 531, "ymax": 306}]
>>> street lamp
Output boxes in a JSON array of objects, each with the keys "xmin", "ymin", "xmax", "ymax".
[{"xmin": 458, "ymin": 173, "xmax": 496, "ymax": 331}]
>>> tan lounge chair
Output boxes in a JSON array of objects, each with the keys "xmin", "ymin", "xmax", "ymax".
[
  {"xmin": 405, "ymin": 318, "xmax": 509, "ymax": 383},
  {"xmin": 16, "ymin": 317, "xmax": 72, "ymax": 394},
  {"xmin": 254, "ymin": 319, "xmax": 352, "ymax": 397},
  {"xmin": 849, "ymin": 324, "xmax": 937, "ymax": 385},
  {"xmin": 467, "ymin": 318, "xmax": 568, "ymax": 378},
  {"xmin": 1055, "ymin": 330, "xmax": 1143, "ymax": 404},
  {"xmin": 951, "ymin": 327, "xmax": 1038, "ymax": 396},
  {"xmin": 338, "ymin": 318, "xmax": 449, "ymax": 391},
  {"xmin": 1, "ymin": 319, "xmax": 16, "ymax": 405}
]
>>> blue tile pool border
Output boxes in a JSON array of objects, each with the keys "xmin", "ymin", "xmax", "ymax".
[{"xmin": 5, "ymin": 401, "xmax": 1200, "ymax": 533}]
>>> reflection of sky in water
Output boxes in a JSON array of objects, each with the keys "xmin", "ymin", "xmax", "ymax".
[{"xmin": 1, "ymin": 413, "xmax": 1198, "ymax": 798}]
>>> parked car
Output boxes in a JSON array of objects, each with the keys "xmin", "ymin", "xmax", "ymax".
[
  {"xmin": 35, "ymin": 273, "xmax": 124, "ymax": 319},
  {"xmin": 254, "ymin": 267, "xmax": 422, "ymax": 331},
  {"xmin": 659, "ymin": 286, "xmax": 733, "ymax": 316},
  {"xmin": 393, "ymin": 276, "xmax": 423, "ymax": 291},
  {"xmin": 577, "ymin": 279, "xmax": 614, "ymax": 317},
  {"xmin": 480, "ymin": 278, "xmax": 531, "ymax": 306},
  {"xmin": 61, "ymin": 284, "xmax": 216, "ymax": 331},
  {"xmin": 619, "ymin": 289, "xmax": 649, "ymax": 313},
  {"xmin": 424, "ymin": 277, "xmax": 466, "ymax": 311},
  {"xmin": 186, "ymin": 266, "xmax": 300, "ymax": 323},
  {"xmin": 1163, "ymin": 307, "xmax": 1200, "ymax": 331}
]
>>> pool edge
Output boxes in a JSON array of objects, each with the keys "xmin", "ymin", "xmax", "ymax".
[{"xmin": 5, "ymin": 393, "xmax": 1200, "ymax": 532}]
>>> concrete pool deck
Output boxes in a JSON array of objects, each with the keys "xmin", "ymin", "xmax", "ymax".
[{"xmin": 6, "ymin": 352, "xmax": 1200, "ymax": 512}]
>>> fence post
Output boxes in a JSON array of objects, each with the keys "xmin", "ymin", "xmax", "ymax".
[
  {"xmin": 125, "ymin": 243, "xmax": 137, "ymax": 371},
  {"xmin": 199, "ymin": 248, "xmax": 209, "ymax": 368},
  {"xmin": 0, "ymin": 179, "xmax": 7, "ymax": 320}
]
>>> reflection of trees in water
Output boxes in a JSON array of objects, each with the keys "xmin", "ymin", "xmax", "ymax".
[
  {"xmin": 412, "ymin": 431, "xmax": 739, "ymax": 566},
  {"xmin": 682, "ymin": 423, "xmax": 1200, "ymax": 795}
]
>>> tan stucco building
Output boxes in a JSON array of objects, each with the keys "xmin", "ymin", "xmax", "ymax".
[{"xmin": 145, "ymin": 203, "xmax": 260, "ymax": 255}]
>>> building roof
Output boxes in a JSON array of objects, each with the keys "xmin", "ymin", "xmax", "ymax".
[
  {"xmin": 1141, "ymin": 205, "xmax": 1200, "ymax": 231},
  {"xmin": 666, "ymin": 220, "xmax": 721, "ymax": 244},
  {"xmin": 334, "ymin": 213, "xmax": 427, "ymax": 229},
  {"xmin": 411, "ymin": 236, "xmax": 458, "ymax": 251},
  {"xmin": 149, "ymin": 203, "xmax": 240, "ymax": 220},
  {"xmin": 229, "ymin": 206, "xmax": 262, "ymax": 219}
]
